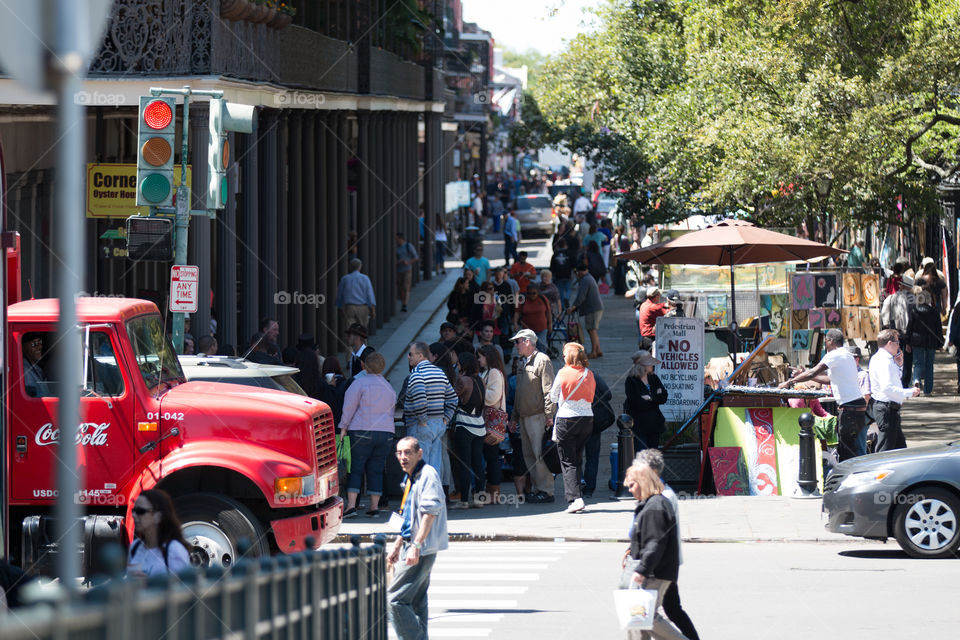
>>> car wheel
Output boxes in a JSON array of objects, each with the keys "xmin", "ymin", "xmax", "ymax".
[
  {"xmin": 892, "ymin": 487, "xmax": 960, "ymax": 559},
  {"xmin": 177, "ymin": 493, "xmax": 269, "ymax": 568}
]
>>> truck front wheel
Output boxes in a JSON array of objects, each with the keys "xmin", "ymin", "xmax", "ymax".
[{"xmin": 177, "ymin": 493, "xmax": 269, "ymax": 568}]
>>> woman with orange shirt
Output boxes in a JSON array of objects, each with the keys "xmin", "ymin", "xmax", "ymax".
[{"xmin": 549, "ymin": 343, "xmax": 596, "ymax": 514}]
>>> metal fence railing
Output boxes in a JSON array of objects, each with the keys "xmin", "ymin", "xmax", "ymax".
[{"xmin": 0, "ymin": 537, "xmax": 388, "ymax": 640}]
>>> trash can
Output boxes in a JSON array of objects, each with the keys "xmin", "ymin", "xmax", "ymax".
[{"xmin": 461, "ymin": 226, "xmax": 483, "ymax": 261}]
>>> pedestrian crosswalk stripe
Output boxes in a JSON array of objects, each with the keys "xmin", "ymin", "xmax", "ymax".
[
  {"xmin": 431, "ymin": 586, "xmax": 527, "ymax": 594},
  {"xmin": 430, "ymin": 613, "xmax": 504, "ymax": 624},
  {"xmin": 434, "ymin": 562, "xmax": 548, "ymax": 570},
  {"xmin": 429, "ymin": 599, "xmax": 518, "ymax": 609},
  {"xmin": 431, "ymin": 572, "xmax": 538, "ymax": 581},
  {"xmin": 390, "ymin": 629, "xmax": 491, "ymax": 638}
]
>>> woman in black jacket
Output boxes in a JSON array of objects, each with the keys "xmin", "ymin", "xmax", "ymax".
[
  {"xmin": 621, "ymin": 463, "xmax": 688, "ymax": 640},
  {"xmin": 624, "ymin": 350, "xmax": 669, "ymax": 451},
  {"xmin": 905, "ymin": 289, "xmax": 942, "ymax": 395}
]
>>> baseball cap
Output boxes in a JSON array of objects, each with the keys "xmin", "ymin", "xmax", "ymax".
[
  {"xmin": 665, "ymin": 289, "xmax": 681, "ymax": 302},
  {"xmin": 510, "ymin": 328, "xmax": 537, "ymax": 342},
  {"xmin": 921, "ymin": 256, "xmax": 935, "ymax": 267}
]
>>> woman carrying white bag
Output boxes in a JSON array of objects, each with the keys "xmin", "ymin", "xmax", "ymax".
[{"xmin": 616, "ymin": 463, "xmax": 690, "ymax": 640}]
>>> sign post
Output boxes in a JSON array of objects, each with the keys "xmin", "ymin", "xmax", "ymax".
[
  {"xmin": 655, "ymin": 316, "xmax": 706, "ymax": 424},
  {"xmin": 170, "ymin": 265, "xmax": 200, "ymax": 314}
]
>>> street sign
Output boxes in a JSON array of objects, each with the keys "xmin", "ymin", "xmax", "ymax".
[{"xmin": 169, "ymin": 265, "xmax": 199, "ymax": 313}]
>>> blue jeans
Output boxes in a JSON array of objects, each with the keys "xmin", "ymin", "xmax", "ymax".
[
  {"xmin": 582, "ymin": 431, "xmax": 601, "ymax": 494},
  {"xmin": 504, "ymin": 235, "xmax": 518, "ymax": 264},
  {"xmin": 407, "ymin": 417, "xmax": 445, "ymax": 473},
  {"xmin": 911, "ymin": 347, "xmax": 934, "ymax": 394},
  {"xmin": 346, "ymin": 430, "xmax": 394, "ymax": 495},
  {"xmin": 435, "ymin": 240, "xmax": 446, "ymax": 271},
  {"xmin": 556, "ymin": 279, "xmax": 572, "ymax": 307},
  {"xmin": 388, "ymin": 545, "xmax": 437, "ymax": 640}
]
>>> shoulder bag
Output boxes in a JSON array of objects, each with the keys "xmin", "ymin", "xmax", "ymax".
[{"xmin": 482, "ymin": 371, "xmax": 508, "ymax": 445}]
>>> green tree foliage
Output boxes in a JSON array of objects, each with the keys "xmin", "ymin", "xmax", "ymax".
[{"xmin": 520, "ymin": 0, "xmax": 960, "ymax": 231}]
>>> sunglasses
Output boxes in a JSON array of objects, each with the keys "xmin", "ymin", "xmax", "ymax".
[{"xmin": 132, "ymin": 506, "xmax": 154, "ymax": 516}]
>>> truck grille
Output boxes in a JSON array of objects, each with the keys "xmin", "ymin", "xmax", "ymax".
[{"xmin": 314, "ymin": 410, "xmax": 337, "ymax": 474}]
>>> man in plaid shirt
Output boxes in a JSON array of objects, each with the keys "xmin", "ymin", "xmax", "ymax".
[{"xmin": 403, "ymin": 342, "xmax": 458, "ymax": 473}]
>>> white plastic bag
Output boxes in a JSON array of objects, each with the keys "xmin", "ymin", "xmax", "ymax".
[{"xmin": 612, "ymin": 587, "xmax": 657, "ymax": 630}]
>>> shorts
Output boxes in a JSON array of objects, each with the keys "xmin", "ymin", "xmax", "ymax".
[
  {"xmin": 396, "ymin": 270, "xmax": 412, "ymax": 292},
  {"xmin": 582, "ymin": 310, "xmax": 603, "ymax": 331}
]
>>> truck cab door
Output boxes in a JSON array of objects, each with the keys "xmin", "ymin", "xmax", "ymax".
[{"xmin": 8, "ymin": 328, "xmax": 134, "ymax": 508}]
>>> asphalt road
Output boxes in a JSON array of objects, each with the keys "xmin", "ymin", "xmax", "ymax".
[{"xmin": 400, "ymin": 539, "xmax": 958, "ymax": 640}]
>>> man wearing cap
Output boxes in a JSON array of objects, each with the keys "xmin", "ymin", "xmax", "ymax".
[
  {"xmin": 345, "ymin": 324, "xmax": 375, "ymax": 378},
  {"xmin": 664, "ymin": 290, "xmax": 684, "ymax": 317},
  {"xmin": 336, "ymin": 258, "xmax": 377, "ymax": 329},
  {"xmin": 638, "ymin": 287, "xmax": 671, "ymax": 348},
  {"xmin": 568, "ymin": 264, "xmax": 604, "ymax": 358},
  {"xmin": 510, "ymin": 328, "xmax": 557, "ymax": 503},
  {"xmin": 780, "ymin": 329, "xmax": 867, "ymax": 461}
]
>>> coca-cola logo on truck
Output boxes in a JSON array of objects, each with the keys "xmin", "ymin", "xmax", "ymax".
[{"xmin": 35, "ymin": 422, "xmax": 110, "ymax": 447}]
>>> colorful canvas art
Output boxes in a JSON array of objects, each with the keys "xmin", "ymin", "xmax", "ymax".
[
  {"xmin": 760, "ymin": 294, "xmax": 788, "ymax": 338},
  {"xmin": 842, "ymin": 272, "xmax": 862, "ymax": 306},
  {"xmin": 824, "ymin": 308, "xmax": 842, "ymax": 329},
  {"xmin": 747, "ymin": 409, "xmax": 779, "ymax": 496},
  {"xmin": 861, "ymin": 274, "xmax": 881, "ymax": 307},
  {"xmin": 809, "ymin": 309, "xmax": 826, "ymax": 329},
  {"xmin": 791, "ymin": 309, "xmax": 808, "ymax": 330},
  {"xmin": 792, "ymin": 330, "xmax": 811, "ymax": 350},
  {"xmin": 708, "ymin": 447, "xmax": 750, "ymax": 496},
  {"xmin": 791, "ymin": 274, "xmax": 815, "ymax": 310},
  {"xmin": 714, "ymin": 407, "xmax": 824, "ymax": 495},
  {"xmin": 860, "ymin": 307, "xmax": 880, "ymax": 341},
  {"xmin": 814, "ymin": 273, "xmax": 839, "ymax": 308},
  {"xmin": 706, "ymin": 294, "xmax": 728, "ymax": 327},
  {"xmin": 843, "ymin": 307, "xmax": 861, "ymax": 339}
]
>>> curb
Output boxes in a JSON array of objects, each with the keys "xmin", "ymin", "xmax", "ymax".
[{"xmin": 334, "ymin": 532, "xmax": 856, "ymax": 545}]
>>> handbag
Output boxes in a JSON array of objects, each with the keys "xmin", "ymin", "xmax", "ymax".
[
  {"xmin": 483, "ymin": 406, "xmax": 508, "ymax": 445},
  {"xmin": 612, "ymin": 586, "xmax": 657, "ymax": 630},
  {"xmin": 540, "ymin": 429, "xmax": 562, "ymax": 474},
  {"xmin": 336, "ymin": 434, "xmax": 351, "ymax": 473}
]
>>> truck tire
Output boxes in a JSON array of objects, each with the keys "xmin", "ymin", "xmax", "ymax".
[
  {"xmin": 892, "ymin": 487, "xmax": 960, "ymax": 559},
  {"xmin": 177, "ymin": 493, "xmax": 269, "ymax": 568}
]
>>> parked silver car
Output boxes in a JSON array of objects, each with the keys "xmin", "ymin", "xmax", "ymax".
[
  {"xmin": 822, "ymin": 443, "xmax": 960, "ymax": 558},
  {"xmin": 179, "ymin": 355, "xmax": 308, "ymax": 396},
  {"xmin": 514, "ymin": 194, "xmax": 555, "ymax": 236}
]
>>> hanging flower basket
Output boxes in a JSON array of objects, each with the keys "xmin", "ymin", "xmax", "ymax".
[
  {"xmin": 220, "ymin": 0, "xmax": 252, "ymax": 21},
  {"xmin": 248, "ymin": 4, "xmax": 272, "ymax": 24},
  {"xmin": 267, "ymin": 11, "xmax": 293, "ymax": 29}
]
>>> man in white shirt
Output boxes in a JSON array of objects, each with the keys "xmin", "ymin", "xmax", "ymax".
[
  {"xmin": 869, "ymin": 329, "xmax": 920, "ymax": 452},
  {"xmin": 780, "ymin": 329, "xmax": 866, "ymax": 461}
]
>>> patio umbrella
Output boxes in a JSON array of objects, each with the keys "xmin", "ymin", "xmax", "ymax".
[{"xmin": 618, "ymin": 218, "xmax": 845, "ymax": 331}]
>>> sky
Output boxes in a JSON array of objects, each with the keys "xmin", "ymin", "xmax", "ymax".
[{"xmin": 460, "ymin": 0, "xmax": 605, "ymax": 56}]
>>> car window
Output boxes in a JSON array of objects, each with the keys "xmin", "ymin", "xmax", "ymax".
[
  {"xmin": 516, "ymin": 198, "xmax": 531, "ymax": 211},
  {"xmin": 86, "ymin": 332, "xmax": 125, "ymax": 396}
]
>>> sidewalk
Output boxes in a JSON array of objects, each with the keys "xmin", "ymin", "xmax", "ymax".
[{"xmin": 347, "ymin": 236, "xmax": 960, "ymax": 544}]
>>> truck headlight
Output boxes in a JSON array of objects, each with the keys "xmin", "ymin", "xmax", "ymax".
[
  {"xmin": 839, "ymin": 469, "xmax": 894, "ymax": 491},
  {"xmin": 275, "ymin": 474, "xmax": 316, "ymax": 500}
]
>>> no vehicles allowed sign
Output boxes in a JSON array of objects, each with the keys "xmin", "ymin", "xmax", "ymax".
[{"xmin": 169, "ymin": 265, "xmax": 199, "ymax": 313}]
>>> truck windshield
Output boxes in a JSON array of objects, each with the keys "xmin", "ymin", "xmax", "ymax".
[{"xmin": 126, "ymin": 314, "xmax": 185, "ymax": 389}]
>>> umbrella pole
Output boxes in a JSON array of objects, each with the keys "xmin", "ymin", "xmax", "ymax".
[{"xmin": 729, "ymin": 249, "xmax": 737, "ymax": 363}]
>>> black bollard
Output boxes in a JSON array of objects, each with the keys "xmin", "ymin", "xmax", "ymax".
[
  {"xmin": 615, "ymin": 414, "xmax": 635, "ymax": 497},
  {"xmin": 797, "ymin": 412, "xmax": 819, "ymax": 496}
]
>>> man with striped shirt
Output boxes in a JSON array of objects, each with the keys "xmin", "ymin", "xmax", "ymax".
[{"xmin": 403, "ymin": 342, "xmax": 458, "ymax": 473}]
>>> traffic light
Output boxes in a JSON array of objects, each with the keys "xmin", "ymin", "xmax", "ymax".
[
  {"xmin": 207, "ymin": 98, "xmax": 256, "ymax": 209},
  {"xmin": 126, "ymin": 216, "xmax": 173, "ymax": 262},
  {"xmin": 137, "ymin": 96, "xmax": 177, "ymax": 207}
]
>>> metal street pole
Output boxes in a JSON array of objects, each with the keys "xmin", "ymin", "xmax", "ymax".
[{"xmin": 52, "ymin": 0, "xmax": 86, "ymax": 593}]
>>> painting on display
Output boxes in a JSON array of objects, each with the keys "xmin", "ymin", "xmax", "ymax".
[
  {"xmin": 791, "ymin": 309, "xmax": 808, "ymax": 330},
  {"xmin": 842, "ymin": 272, "xmax": 862, "ymax": 306},
  {"xmin": 814, "ymin": 273, "xmax": 839, "ymax": 308},
  {"xmin": 760, "ymin": 294, "xmax": 788, "ymax": 338},
  {"xmin": 708, "ymin": 447, "xmax": 750, "ymax": 496},
  {"xmin": 860, "ymin": 307, "xmax": 880, "ymax": 341},
  {"xmin": 843, "ymin": 307, "xmax": 861, "ymax": 339},
  {"xmin": 706, "ymin": 294, "xmax": 728, "ymax": 327},
  {"xmin": 791, "ymin": 274, "xmax": 815, "ymax": 310},
  {"xmin": 861, "ymin": 274, "xmax": 881, "ymax": 307},
  {"xmin": 809, "ymin": 309, "xmax": 826, "ymax": 329},
  {"xmin": 824, "ymin": 308, "xmax": 842, "ymax": 329},
  {"xmin": 792, "ymin": 330, "xmax": 811, "ymax": 350}
]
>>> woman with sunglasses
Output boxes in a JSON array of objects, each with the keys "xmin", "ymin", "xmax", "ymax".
[{"xmin": 127, "ymin": 489, "xmax": 193, "ymax": 578}]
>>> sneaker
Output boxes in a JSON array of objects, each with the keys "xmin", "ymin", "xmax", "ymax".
[
  {"xmin": 528, "ymin": 491, "xmax": 555, "ymax": 504},
  {"xmin": 582, "ymin": 490, "xmax": 593, "ymax": 499},
  {"xmin": 343, "ymin": 507, "xmax": 358, "ymax": 519},
  {"xmin": 566, "ymin": 498, "xmax": 585, "ymax": 513},
  {"xmin": 450, "ymin": 501, "xmax": 471, "ymax": 510},
  {"xmin": 402, "ymin": 305, "xmax": 408, "ymax": 312}
]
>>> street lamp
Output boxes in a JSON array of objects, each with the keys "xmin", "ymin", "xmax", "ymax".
[{"xmin": 814, "ymin": 175, "xmax": 833, "ymax": 243}]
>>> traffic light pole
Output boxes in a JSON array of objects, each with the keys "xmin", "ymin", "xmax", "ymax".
[{"xmin": 148, "ymin": 86, "xmax": 223, "ymax": 353}]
